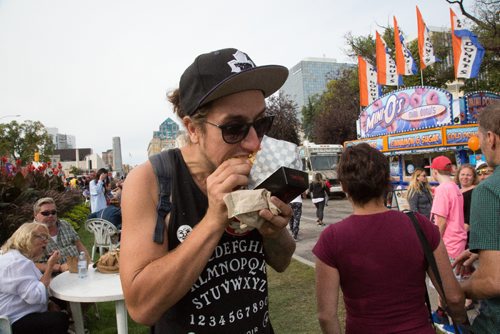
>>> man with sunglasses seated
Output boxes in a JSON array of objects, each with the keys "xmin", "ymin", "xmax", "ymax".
[
  {"xmin": 120, "ymin": 48, "xmax": 295, "ymax": 333},
  {"xmin": 33, "ymin": 197, "xmax": 90, "ymax": 274}
]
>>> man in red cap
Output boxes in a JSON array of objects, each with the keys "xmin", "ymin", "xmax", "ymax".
[{"xmin": 428, "ymin": 155, "xmax": 467, "ymax": 326}]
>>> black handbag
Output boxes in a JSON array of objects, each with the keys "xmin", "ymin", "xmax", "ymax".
[{"xmin": 404, "ymin": 210, "xmax": 471, "ymax": 334}]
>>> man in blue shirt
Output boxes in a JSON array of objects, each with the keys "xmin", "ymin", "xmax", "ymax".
[{"xmin": 88, "ymin": 198, "xmax": 122, "ymax": 229}]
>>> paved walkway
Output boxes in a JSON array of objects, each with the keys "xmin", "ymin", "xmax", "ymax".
[{"xmin": 292, "ymin": 197, "xmax": 352, "ymax": 266}]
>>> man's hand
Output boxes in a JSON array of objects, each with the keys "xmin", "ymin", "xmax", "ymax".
[
  {"xmin": 258, "ymin": 196, "xmax": 292, "ymax": 239},
  {"xmin": 453, "ymin": 249, "xmax": 478, "ymax": 276},
  {"xmin": 205, "ymin": 157, "xmax": 253, "ymax": 228}
]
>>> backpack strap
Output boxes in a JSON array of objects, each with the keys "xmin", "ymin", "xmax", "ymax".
[{"xmin": 149, "ymin": 149, "xmax": 177, "ymax": 244}]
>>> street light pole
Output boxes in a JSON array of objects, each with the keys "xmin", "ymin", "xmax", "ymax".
[{"xmin": 0, "ymin": 114, "xmax": 21, "ymax": 121}]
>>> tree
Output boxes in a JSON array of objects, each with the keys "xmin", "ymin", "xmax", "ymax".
[
  {"xmin": 313, "ymin": 68, "xmax": 360, "ymax": 145},
  {"xmin": 69, "ymin": 166, "xmax": 84, "ymax": 176},
  {"xmin": 345, "ymin": 32, "xmax": 376, "ymax": 64},
  {"xmin": 301, "ymin": 95, "xmax": 321, "ymax": 140},
  {"xmin": 266, "ymin": 92, "xmax": 301, "ymax": 145},
  {"xmin": 0, "ymin": 120, "xmax": 54, "ymax": 163}
]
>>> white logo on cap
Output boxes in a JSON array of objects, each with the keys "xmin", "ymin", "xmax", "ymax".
[
  {"xmin": 228, "ymin": 50, "xmax": 255, "ymax": 73},
  {"xmin": 176, "ymin": 225, "xmax": 193, "ymax": 243}
]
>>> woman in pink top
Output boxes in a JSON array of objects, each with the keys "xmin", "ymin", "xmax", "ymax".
[{"xmin": 313, "ymin": 143, "xmax": 468, "ymax": 334}]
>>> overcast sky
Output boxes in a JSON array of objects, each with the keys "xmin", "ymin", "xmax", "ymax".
[{"xmin": 0, "ymin": 0, "xmax": 470, "ymax": 166}]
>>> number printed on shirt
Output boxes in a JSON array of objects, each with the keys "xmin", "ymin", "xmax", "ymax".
[{"xmin": 189, "ymin": 297, "xmax": 268, "ymax": 327}]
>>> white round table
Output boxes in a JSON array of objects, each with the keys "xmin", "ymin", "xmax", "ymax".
[{"xmin": 49, "ymin": 266, "xmax": 128, "ymax": 334}]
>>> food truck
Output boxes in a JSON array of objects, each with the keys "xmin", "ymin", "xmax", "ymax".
[
  {"xmin": 298, "ymin": 142, "xmax": 344, "ymax": 196},
  {"xmin": 345, "ymin": 87, "xmax": 499, "ymax": 188}
]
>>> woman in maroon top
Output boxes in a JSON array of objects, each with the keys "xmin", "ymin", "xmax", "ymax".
[{"xmin": 313, "ymin": 143, "xmax": 468, "ymax": 334}]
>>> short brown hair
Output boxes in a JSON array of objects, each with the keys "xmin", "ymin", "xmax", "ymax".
[
  {"xmin": 338, "ymin": 143, "xmax": 391, "ymax": 205},
  {"xmin": 478, "ymin": 103, "xmax": 500, "ymax": 136},
  {"xmin": 168, "ymin": 88, "xmax": 211, "ymax": 124},
  {"xmin": 167, "ymin": 88, "xmax": 212, "ymax": 144}
]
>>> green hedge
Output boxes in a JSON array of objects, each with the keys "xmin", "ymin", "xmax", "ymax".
[{"xmin": 60, "ymin": 203, "xmax": 90, "ymax": 231}]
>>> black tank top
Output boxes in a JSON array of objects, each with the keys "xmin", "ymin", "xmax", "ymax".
[{"xmin": 150, "ymin": 149, "xmax": 273, "ymax": 334}]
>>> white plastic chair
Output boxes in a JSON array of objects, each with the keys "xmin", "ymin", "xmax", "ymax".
[
  {"xmin": 0, "ymin": 315, "xmax": 12, "ymax": 334},
  {"xmin": 84, "ymin": 218, "xmax": 120, "ymax": 261}
]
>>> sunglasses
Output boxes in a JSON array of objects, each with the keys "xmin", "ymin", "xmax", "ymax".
[
  {"xmin": 40, "ymin": 210, "xmax": 57, "ymax": 216},
  {"xmin": 205, "ymin": 115, "xmax": 274, "ymax": 144},
  {"xmin": 477, "ymin": 170, "xmax": 492, "ymax": 176},
  {"xmin": 33, "ymin": 234, "xmax": 50, "ymax": 241}
]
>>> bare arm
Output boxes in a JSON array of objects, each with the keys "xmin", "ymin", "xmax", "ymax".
[
  {"xmin": 39, "ymin": 251, "xmax": 60, "ymax": 287},
  {"xmin": 315, "ymin": 259, "xmax": 341, "ymax": 334},
  {"xmin": 259, "ymin": 197, "xmax": 295, "ymax": 272},
  {"xmin": 434, "ymin": 215, "xmax": 447, "ymax": 236},
  {"xmin": 461, "ymin": 250, "xmax": 500, "ymax": 300},
  {"xmin": 75, "ymin": 240, "xmax": 90, "ymax": 259},
  {"xmin": 427, "ymin": 240, "xmax": 467, "ymax": 324},
  {"xmin": 120, "ymin": 156, "xmax": 254, "ymax": 325}
]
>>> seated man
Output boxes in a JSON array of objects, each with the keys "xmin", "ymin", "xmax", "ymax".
[
  {"xmin": 87, "ymin": 197, "xmax": 122, "ymax": 229},
  {"xmin": 33, "ymin": 197, "xmax": 89, "ymax": 273}
]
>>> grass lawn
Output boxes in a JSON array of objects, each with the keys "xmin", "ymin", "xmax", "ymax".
[
  {"xmin": 268, "ymin": 260, "xmax": 346, "ymax": 334},
  {"xmin": 79, "ymin": 227, "xmax": 345, "ymax": 333}
]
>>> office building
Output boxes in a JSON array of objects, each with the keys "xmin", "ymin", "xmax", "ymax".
[
  {"xmin": 102, "ymin": 149, "xmax": 113, "ymax": 168},
  {"xmin": 46, "ymin": 127, "xmax": 76, "ymax": 149},
  {"xmin": 153, "ymin": 118, "xmax": 180, "ymax": 140},
  {"xmin": 148, "ymin": 118, "xmax": 181, "ymax": 156},
  {"xmin": 280, "ymin": 58, "xmax": 354, "ymax": 120}
]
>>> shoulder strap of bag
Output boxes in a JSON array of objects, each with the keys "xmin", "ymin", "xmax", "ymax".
[
  {"xmin": 404, "ymin": 210, "xmax": 461, "ymax": 333},
  {"xmin": 149, "ymin": 149, "xmax": 177, "ymax": 244}
]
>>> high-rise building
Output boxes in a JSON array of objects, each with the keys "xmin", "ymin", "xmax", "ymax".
[
  {"xmin": 148, "ymin": 118, "xmax": 181, "ymax": 156},
  {"xmin": 279, "ymin": 58, "xmax": 354, "ymax": 120},
  {"xmin": 45, "ymin": 127, "xmax": 76, "ymax": 149},
  {"xmin": 153, "ymin": 118, "xmax": 180, "ymax": 140},
  {"xmin": 112, "ymin": 137, "xmax": 123, "ymax": 175},
  {"xmin": 101, "ymin": 149, "xmax": 113, "ymax": 168}
]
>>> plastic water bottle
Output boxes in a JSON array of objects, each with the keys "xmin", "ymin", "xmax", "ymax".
[{"xmin": 77, "ymin": 251, "xmax": 87, "ymax": 278}]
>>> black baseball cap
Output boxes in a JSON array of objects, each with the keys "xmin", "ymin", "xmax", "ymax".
[{"xmin": 179, "ymin": 48, "xmax": 289, "ymax": 116}]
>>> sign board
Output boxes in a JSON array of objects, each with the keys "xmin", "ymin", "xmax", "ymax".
[
  {"xmin": 358, "ymin": 86, "xmax": 453, "ymax": 138},
  {"xmin": 464, "ymin": 91, "xmax": 500, "ymax": 124},
  {"xmin": 387, "ymin": 129, "xmax": 443, "ymax": 151},
  {"xmin": 444, "ymin": 126, "xmax": 478, "ymax": 145},
  {"xmin": 391, "ymin": 189, "xmax": 410, "ymax": 211}
]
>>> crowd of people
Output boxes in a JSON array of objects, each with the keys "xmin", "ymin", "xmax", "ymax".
[{"xmin": 0, "ymin": 47, "xmax": 498, "ymax": 334}]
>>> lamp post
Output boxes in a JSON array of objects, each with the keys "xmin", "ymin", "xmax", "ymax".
[{"xmin": 0, "ymin": 114, "xmax": 21, "ymax": 122}]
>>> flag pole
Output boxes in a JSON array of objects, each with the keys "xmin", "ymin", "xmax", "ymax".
[{"xmin": 420, "ymin": 69, "xmax": 424, "ymax": 86}]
